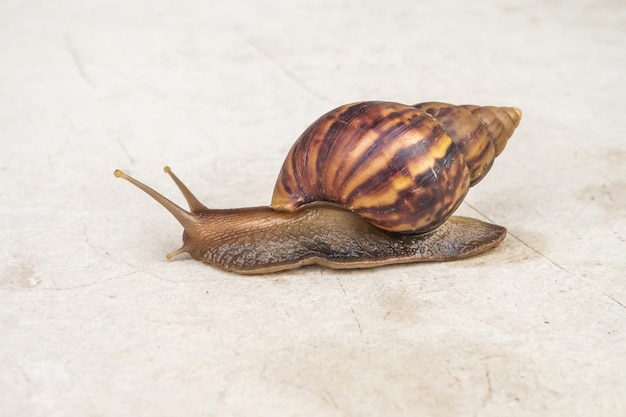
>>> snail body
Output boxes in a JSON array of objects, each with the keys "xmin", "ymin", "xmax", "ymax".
[{"xmin": 115, "ymin": 101, "xmax": 521, "ymax": 274}]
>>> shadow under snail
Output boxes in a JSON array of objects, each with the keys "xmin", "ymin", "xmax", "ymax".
[{"xmin": 115, "ymin": 101, "xmax": 522, "ymax": 274}]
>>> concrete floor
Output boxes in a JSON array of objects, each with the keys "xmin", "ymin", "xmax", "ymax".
[{"xmin": 1, "ymin": 1, "xmax": 625, "ymax": 416}]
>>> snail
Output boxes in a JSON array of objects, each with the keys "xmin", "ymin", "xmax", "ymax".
[{"xmin": 115, "ymin": 101, "xmax": 521, "ymax": 274}]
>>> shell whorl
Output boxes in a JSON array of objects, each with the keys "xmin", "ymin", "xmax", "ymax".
[
  {"xmin": 271, "ymin": 101, "xmax": 521, "ymax": 234},
  {"xmin": 413, "ymin": 102, "xmax": 522, "ymax": 185}
]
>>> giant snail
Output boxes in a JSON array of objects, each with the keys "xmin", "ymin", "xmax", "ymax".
[{"xmin": 115, "ymin": 101, "xmax": 522, "ymax": 274}]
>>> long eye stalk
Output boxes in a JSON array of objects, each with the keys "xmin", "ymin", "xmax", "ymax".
[{"xmin": 114, "ymin": 168, "xmax": 198, "ymax": 232}]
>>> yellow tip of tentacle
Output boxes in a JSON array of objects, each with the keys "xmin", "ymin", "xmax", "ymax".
[{"xmin": 166, "ymin": 246, "xmax": 188, "ymax": 260}]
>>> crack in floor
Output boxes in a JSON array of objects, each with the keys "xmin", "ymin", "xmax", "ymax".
[
  {"xmin": 334, "ymin": 275, "xmax": 364, "ymax": 338},
  {"xmin": 465, "ymin": 201, "xmax": 578, "ymax": 278},
  {"xmin": 235, "ymin": 29, "xmax": 330, "ymax": 103},
  {"xmin": 64, "ymin": 33, "xmax": 96, "ymax": 88}
]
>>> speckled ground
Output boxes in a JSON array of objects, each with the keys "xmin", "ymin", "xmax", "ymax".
[{"xmin": 1, "ymin": 1, "xmax": 625, "ymax": 416}]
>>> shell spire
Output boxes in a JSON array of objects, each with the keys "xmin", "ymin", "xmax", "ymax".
[
  {"xmin": 414, "ymin": 102, "xmax": 521, "ymax": 185},
  {"xmin": 271, "ymin": 101, "xmax": 521, "ymax": 234}
]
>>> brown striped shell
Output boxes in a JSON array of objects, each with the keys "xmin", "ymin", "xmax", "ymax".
[{"xmin": 271, "ymin": 101, "xmax": 521, "ymax": 234}]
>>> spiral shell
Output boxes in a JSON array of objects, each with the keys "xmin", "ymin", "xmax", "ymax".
[{"xmin": 271, "ymin": 101, "xmax": 521, "ymax": 234}]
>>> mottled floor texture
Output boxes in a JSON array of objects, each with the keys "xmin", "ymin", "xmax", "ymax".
[{"xmin": 1, "ymin": 1, "xmax": 625, "ymax": 416}]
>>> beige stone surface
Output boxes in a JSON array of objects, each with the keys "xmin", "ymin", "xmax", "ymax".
[{"xmin": 1, "ymin": 1, "xmax": 624, "ymax": 416}]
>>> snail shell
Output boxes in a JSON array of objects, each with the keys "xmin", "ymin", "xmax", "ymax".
[
  {"xmin": 114, "ymin": 100, "xmax": 522, "ymax": 274},
  {"xmin": 272, "ymin": 101, "xmax": 521, "ymax": 233}
]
